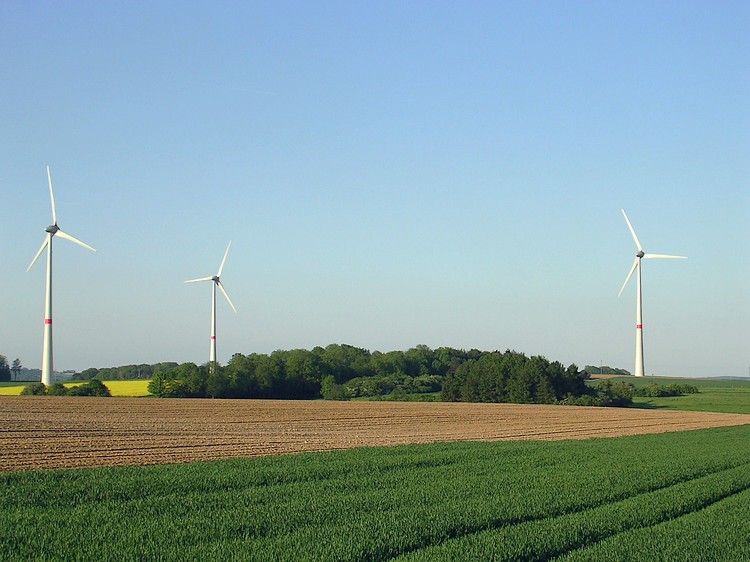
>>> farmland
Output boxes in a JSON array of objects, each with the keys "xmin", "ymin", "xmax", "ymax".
[
  {"xmin": 1, "ymin": 425, "xmax": 749, "ymax": 560},
  {"xmin": 0, "ymin": 380, "xmax": 151, "ymax": 397},
  {"xmin": 2, "ymin": 397, "xmax": 749, "ymax": 471},
  {"xmin": 601, "ymin": 376, "xmax": 750, "ymax": 415},
  {"xmin": 2, "ymin": 394, "xmax": 749, "ymax": 560}
]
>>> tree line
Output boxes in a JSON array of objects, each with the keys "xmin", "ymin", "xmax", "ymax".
[
  {"xmin": 74, "ymin": 362, "xmax": 179, "ymax": 381},
  {"xmin": 148, "ymin": 344, "xmax": 464, "ymax": 399},
  {"xmin": 145, "ymin": 344, "xmax": 603, "ymax": 406}
]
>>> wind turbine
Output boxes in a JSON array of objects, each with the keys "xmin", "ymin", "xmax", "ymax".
[
  {"xmin": 185, "ymin": 242, "xmax": 237, "ymax": 370},
  {"xmin": 27, "ymin": 166, "xmax": 96, "ymax": 386},
  {"xmin": 618, "ymin": 209, "xmax": 686, "ymax": 377}
]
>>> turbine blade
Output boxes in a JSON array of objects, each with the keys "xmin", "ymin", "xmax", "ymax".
[
  {"xmin": 643, "ymin": 253, "xmax": 687, "ymax": 260},
  {"xmin": 47, "ymin": 166, "xmax": 57, "ymax": 225},
  {"xmin": 618, "ymin": 258, "xmax": 639, "ymax": 297},
  {"xmin": 621, "ymin": 209, "xmax": 643, "ymax": 253},
  {"xmin": 217, "ymin": 241, "xmax": 232, "ymax": 277},
  {"xmin": 27, "ymin": 236, "xmax": 49, "ymax": 271},
  {"xmin": 184, "ymin": 276, "xmax": 214, "ymax": 284},
  {"xmin": 55, "ymin": 229, "xmax": 96, "ymax": 252},
  {"xmin": 217, "ymin": 280, "xmax": 237, "ymax": 313}
]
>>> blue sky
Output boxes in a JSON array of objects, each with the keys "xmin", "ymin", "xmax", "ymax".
[{"xmin": 1, "ymin": 1, "xmax": 748, "ymax": 377}]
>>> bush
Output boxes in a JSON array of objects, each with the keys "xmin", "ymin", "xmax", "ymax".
[
  {"xmin": 633, "ymin": 382, "xmax": 700, "ymax": 398},
  {"xmin": 594, "ymin": 380, "xmax": 634, "ymax": 406},
  {"xmin": 47, "ymin": 383, "xmax": 68, "ymax": 396},
  {"xmin": 321, "ymin": 375, "xmax": 351, "ymax": 401},
  {"xmin": 67, "ymin": 379, "xmax": 111, "ymax": 397},
  {"xmin": 20, "ymin": 383, "xmax": 47, "ymax": 396}
]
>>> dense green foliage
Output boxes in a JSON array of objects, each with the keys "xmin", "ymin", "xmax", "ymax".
[
  {"xmin": 441, "ymin": 350, "xmax": 587, "ymax": 404},
  {"xmin": 1, "ymin": 426, "xmax": 749, "ymax": 560},
  {"xmin": 144, "ymin": 345, "xmax": 598, "ymax": 405},
  {"xmin": 75, "ymin": 362, "xmax": 179, "ymax": 381},
  {"xmin": 19, "ymin": 380, "xmax": 111, "ymax": 397},
  {"xmin": 560, "ymin": 379, "xmax": 637, "ymax": 407},
  {"xmin": 148, "ymin": 345, "xmax": 472, "ymax": 400}
]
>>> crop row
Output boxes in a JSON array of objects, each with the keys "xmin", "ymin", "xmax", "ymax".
[
  {"xmin": 1, "ymin": 425, "xmax": 749, "ymax": 561},
  {"xmin": 397, "ymin": 460, "xmax": 750, "ymax": 560}
]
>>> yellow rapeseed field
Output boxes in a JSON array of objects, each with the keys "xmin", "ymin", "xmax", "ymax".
[
  {"xmin": 0, "ymin": 386, "xmax": 23, "ymax": 396},
  {"xmin": 95, "ymin": 380, "xmax": 152, "ymax": 397},
  {"xmin": 0, "ymin": 380, "xmax": 152, "ymax": 397}
]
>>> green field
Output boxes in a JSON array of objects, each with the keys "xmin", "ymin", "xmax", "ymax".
[
  {"xmin": 2, "ymin": 425, "xmax": 749, "ymax": 561},
  {"xmin": 597, "ymin": 377, "xmax": 750, "ymax": 415}
]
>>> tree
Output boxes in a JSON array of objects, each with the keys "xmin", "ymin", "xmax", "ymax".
[
  {"xmin": 147, "ymin": 371, "xmax": 167, "ymax": 397},
  {"xmin": 206, "ymin": 366, "xmax": 230, "ymax": 398},
  {"xmin": 0, "ymin": 355, "xmax": 10, "ymax": 382},
  {"xmin": 321, "ymin": 374, "xmax": 350, "ymax": 401},
  {"xmin": 11, "ymin": 359, "xmax": 22, "ymax": 381}
]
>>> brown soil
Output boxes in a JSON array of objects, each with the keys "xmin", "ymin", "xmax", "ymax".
[{"xmin": 1, "ymin": 397, "xmax": 748, "ymax": 472}]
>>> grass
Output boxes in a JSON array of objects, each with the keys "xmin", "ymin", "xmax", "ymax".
[
  {"xmin": 632, "ymin": 389, "xmax": 750, "ymax": 415},
  {"xmin": 594, "ymin": 376, "xmax": 750, "ymax": 415},
  {"xmin": 1, "ymin": 425, "xmax": 749, "ymax": 561},
  {"xmin": 0, "ymin": 380, "xmax": 152, "ymax": 397}
]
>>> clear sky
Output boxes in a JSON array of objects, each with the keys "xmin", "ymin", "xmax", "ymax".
[{"xmin": 1, "ymin": 1, "xmax": 748, "ymax": 377}]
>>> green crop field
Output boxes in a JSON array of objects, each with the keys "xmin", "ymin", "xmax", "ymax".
[
  {"xmin": 2, "ymin": 424, "xmax": 749, "ymax": 561},
  {"xmin": 599, "ymin": 376, "xmax": 750, "ymax": 415}
]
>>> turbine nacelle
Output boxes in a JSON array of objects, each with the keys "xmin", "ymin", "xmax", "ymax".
[
  {"xmin": 185, "ymin": 241, "xmax": 237, "ymax": 314},
  {"xmin": 28, "ymin": 168, "xmax": 96, "ymax": 272},
  {"xmin": 618, "ymin": 209, "xmax": 686, "ymax": 297},
  {"xmin": 27, "ymin": 166, "xmax": 96, "ymax": 386}
]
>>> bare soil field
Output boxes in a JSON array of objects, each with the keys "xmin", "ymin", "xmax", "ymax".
[{"xmin": 2, "ymin": 397, "xmax": 748, "ymax": 472}]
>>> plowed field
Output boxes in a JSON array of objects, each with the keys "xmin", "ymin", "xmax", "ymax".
[{"xmin": 2, "ymin": 397, "xmax": 748, "ymax": 471}]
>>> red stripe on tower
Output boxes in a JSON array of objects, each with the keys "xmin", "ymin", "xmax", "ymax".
[
  {"xmin": 636, "ymin": 324, "xmax": 643, "ymax": 329},
  {"xmin": 210, "ymin": 336, "xmax": 216, "ymax": 340},
  {"xmin": 44, "ymin": 319, "xmax": 52, "ymax": 325}
]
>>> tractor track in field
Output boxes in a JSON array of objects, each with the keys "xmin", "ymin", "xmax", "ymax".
[{"xmin": 1, "ymin": 397, "xmax": 748, "ymax": 471}]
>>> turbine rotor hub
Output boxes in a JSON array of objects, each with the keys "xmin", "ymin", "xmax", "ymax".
[
  {"xmin": 636, "ymin": 250, "xmax": 645, "ymax": 258},
  {"xmin": 45, "ymin": 224, "xmax": 59, "ymax": 234},
  {"xmin": 212, "ymin": 276, "xmax": 220, "ymax": 282}
]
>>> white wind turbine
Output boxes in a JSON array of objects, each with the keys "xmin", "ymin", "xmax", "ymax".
[
  {"xmin": 27, "ymin": 166, "xmax": 96, "ymax": 385},
  {"xmin": 185, "ymin": 242, "xmax": 237, "ymax": 369},
  {"xmin": 618, "ymin": 209, "xmax": 686, "ymax": 377}
]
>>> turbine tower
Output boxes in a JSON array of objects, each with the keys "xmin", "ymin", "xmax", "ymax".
[
  {"xmin": 185, "ymin": 242, "xmax": 237, "ymax": 370},
  {"xmin": 618, "ymin": 209, "xmax": 686, "ymax": 377},
  {"xmin": 27, "ymin": 166, "xmax": 96, "ymax": 385}
]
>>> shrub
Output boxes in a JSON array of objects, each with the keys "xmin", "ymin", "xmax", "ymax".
[
  {"xmin": 47, "ymin": 383, "xmax": 68, "ymax": 396},
  {"xmin": 20, "ymin": 383, "xmax": 47, "ymax": 396},
  {"xmin": 67, "ymin": 379, "xmax": 111, "ymax": 397},
  {"xmin": 321, "ymin": 375, "xmax": 351, "ymax": 401}
]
